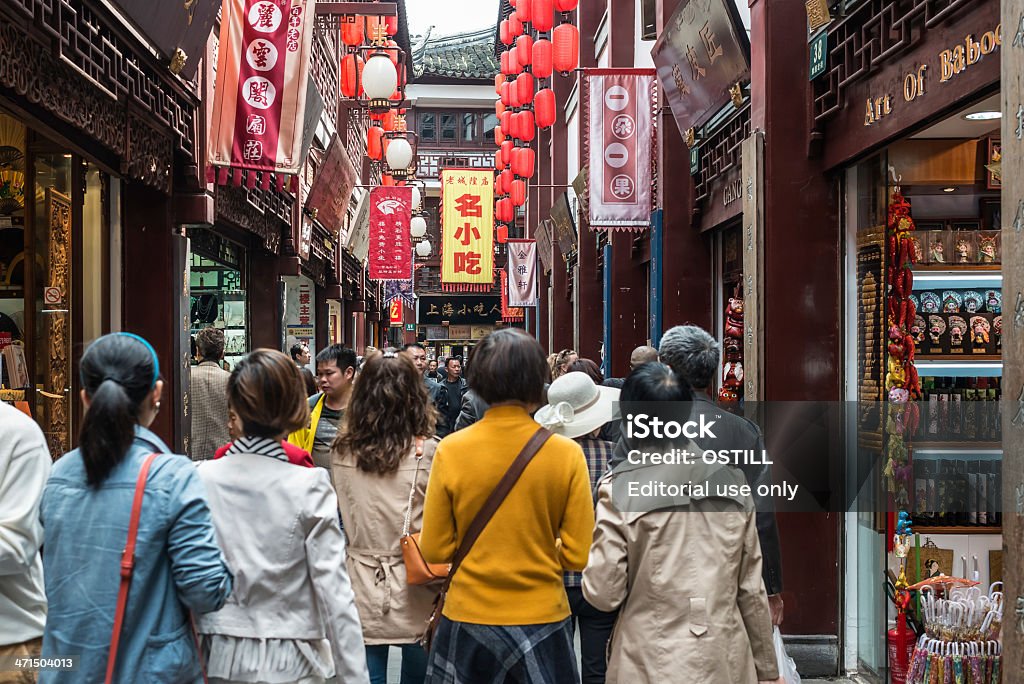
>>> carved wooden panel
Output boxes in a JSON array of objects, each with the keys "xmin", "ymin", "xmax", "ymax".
[
  {"xmin": 44, "ymin": 189, "xmax": 71, "ymax": 458},
  {"xmin": 694, "ymin": 104, "xmax": 750, "ymax": 206}
]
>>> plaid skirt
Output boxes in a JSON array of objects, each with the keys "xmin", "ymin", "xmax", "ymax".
[{"xmin": 426, "ymin": 617, "xmax": 578, "ymax": 684}]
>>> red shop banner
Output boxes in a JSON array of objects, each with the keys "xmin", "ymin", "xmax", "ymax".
[
  {"xmin": 585, "ymin": 69, "xmax": 656, "ymax": 230},
  {"xmin": 368, "ymin": 186, "xmax": 412, "ymax": 281},
  {"xmin": 208, "ymin": 0, "xmax": 316, "ymax": 190}
]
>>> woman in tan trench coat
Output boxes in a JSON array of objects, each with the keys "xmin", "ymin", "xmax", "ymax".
[
  {"xmin": 332, "ymin": 352, "xmax": 441, "ymax": 684},
  {"xmin": 582, "ymin": 363, "xmax": 780, "ymax": 684}
]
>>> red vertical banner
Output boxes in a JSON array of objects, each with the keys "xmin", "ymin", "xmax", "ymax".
[
  {"xmin": 209, "ymin": 0, "xmax": 316, "ymax": 181},
  {"xmin": 369, "ymin": 186, "xmax": 412, "ymax": 281},
  {"xmin": 585, "ymin": 69, "xmax": 655, "ymax": 229},
  {"xmin": 389, "ymin": 300, "xmax": 403, "ymax": 327}
]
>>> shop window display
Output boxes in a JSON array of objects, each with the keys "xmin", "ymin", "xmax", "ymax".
[{"xmin": 190, "ymin": 247, "xmax": 248, "ymax": 369}]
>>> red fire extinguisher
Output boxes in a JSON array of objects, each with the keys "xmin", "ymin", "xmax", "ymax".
[{"xmin": 887, "ymin": 624, "xmax": 915, "ymax": 684}]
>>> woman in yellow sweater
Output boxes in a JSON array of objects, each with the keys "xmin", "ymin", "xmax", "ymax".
[{"xmin": 419, "ymin": 329, "xmax": 595, "ymax": 683}]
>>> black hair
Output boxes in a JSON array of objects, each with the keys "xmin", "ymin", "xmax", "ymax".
[
  {"xmin": 445, "ymin": 356, "xmax": 462, "ymax": 367},
  {"xmin": 315, "ymin": 344, "xmax": 358, "ymax": 372},
  {"xmin": 401, "ymin": 342, "xmax": 425, "ymax": 353},
  {"xmin": 78, "ymin": 334, "xmax": 158, "ymax": 487},
  {"xmin": 289, "ymin": 343, "xmax": 306, "ymax": 361},
  {"xmin": 467, "ymin": 329, "xmax": 547, "ymax": 405},
  {"xmin": 621, "ymin": 362, "xmax": 693, "ymax": 404}
]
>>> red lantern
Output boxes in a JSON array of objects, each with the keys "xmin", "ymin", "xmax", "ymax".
[
  {"xmin": 552, "ymin": 23, "xmax": 579, "ymax": 75},
  {"xmin": 386, "ymin": 40, "xmax": 400, "ymax": 66},
  {"xmin": 511, "ymin": 147, "xmax": 533, "ymax": 178},
  {"xmin": 501, "ymin": 110, "xmax": 513, "ymax": 137},
  {"xmin": 516, "ymin": 35, "xmax": 533, "ymax": 66},
  {"xmin": 516, "ymin": 72, "xmax": 535, "ymax": 105},
  {"xmin": 495, "ymin": 150, "xmax": 506, "ymax": 171},
  {"xmin": 518, "ymin": 110, "xmax": 536, "ymax": 142},
  {"xmin": 500, "ymin": 168, "xmax": 514, "ymax": 192},
  {"xmin": 517, "ymin": 0, "xmax": 532, "ymax": 23},
  {"xmin": 365, "ymin": 16, "xmax": 386, "ymax": 42},
  {"xmin": 511, "ymin": 179, "xmax": 527, "ymax": 207},
  {"xmin": 532, "ymin": 39, "xmax": 553, "ymax": 79},
  {"xmin": 496, "ymin": 224, "xmax": 509, "ymax": 243},
  {"xmin": 500, "ymin": 50, "xmax": 510, "ymax": 76},
  {"xmin": 509, "ymin": 11, "xmax": 523, "ymax": 37},
  {"xmin": 382, "ymin": 174, "xmax": 395, "ymax": 187},
  {"xmin": 535, "ymin": 88, "xmax": 556, "ymax": 128},
  {"xmin": 509, "ymin": 81, "xmax": 523, "ymax": 108},
  {"xmin": 533, "ymin": 0, "xmax": 554, "ymax": 31},
  {"xmin": 496, "ymin": 198, "xmax": 512, "ymax": 223},
  {"xmin": 500, "ymin": 81, "xmax": 511, "ymax": 106},
  {"xmin": 508, "ymin": 48, "xmax": 523, "ymax": 75},
  {"xmin": 554, "ymin": 0, "xmax": 578, "ymax": 11},
  {"xmin": 496, "ymin": 99, "xmax": 506, "ymax": 117},
  {"xmin": 341, "ymin": 53, "xmax": 363, "ymax": 98},
  {"xmin": 494, "ymin": 169, "xmax": 506, "ymax": 195},
  {"xmin": 501, "ymin": 141, "xmax": 514, "ymax": 166},
  {"xmin": 495, "ymin": 74, "xmax": 504, "ymax": 94},
  {"xmin": 385, "ymin": 14, "xmax": 398, "ymax": 36},
  {"xmin": 494, "ymin": 124, "xmax": 505, "ymax": 146},
  {"xmin": 341, "ymin": 18, "xmax": 364, "ymax": 46},
  {"xmin": 500, "ymin": 19, "xmax": 512, "ymax": 46},
  {"xmin": 367, "ymin": 126, "xmax": 384, "ymax": 161},
  {"xmin": 381, "ymin": 109, "xmax": 399, "ymax": 131}
]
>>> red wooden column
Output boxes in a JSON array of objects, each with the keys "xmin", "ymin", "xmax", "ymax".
[{"xmin": 750, "ymin": 0, "xmax": 841, "ymax": 659}]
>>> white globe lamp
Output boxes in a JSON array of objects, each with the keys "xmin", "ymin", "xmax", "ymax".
[
  {"xmin": 362, "ymin": 52, "xmax": 398, "ymax": 106},
  {"xmin": 415, "ymin": 240, "xmax": 432, "ymax": 258},
  {"xmin": 410, "ymin": 216, "xmax": 427, "ymax": 239},
  {"xmin": 385, "ymin": 137, "xmax": 413, "ymax": 173}
]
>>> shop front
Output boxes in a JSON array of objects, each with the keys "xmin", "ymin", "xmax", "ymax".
[
  {"xmin": 417, "ymin": 294, "xmax": 505, "ymax": 362},
  {"xmin": 813, "ymin": 2, "xmax": 1003, "ymax": 677}
]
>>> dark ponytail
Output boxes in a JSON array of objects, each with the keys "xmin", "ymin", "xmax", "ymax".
[{"xmin": 78, "ymin": 334, "xmax": 159, "ymax": 487}]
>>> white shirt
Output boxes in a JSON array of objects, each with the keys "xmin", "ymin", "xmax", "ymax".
[{"xmin": 0, "ymin": 402, "xmax": 51, "ymax": 645}]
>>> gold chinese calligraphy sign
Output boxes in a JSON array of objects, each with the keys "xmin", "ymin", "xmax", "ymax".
[{"xmin": 441, "ymin": 168, "xmax": 494, "ymax": 285}]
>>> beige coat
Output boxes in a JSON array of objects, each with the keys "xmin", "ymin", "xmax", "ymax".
[
  {"xmin": 332, "ymin": 439, "xmax": 440, "ymax": 645},
  {"xmin": 582, "ymin": 462, "xmax": 779, "ymax": 684}
]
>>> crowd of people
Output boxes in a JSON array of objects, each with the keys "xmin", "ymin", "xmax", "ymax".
[{"xmin": 1, "ymin": 325, "xmax": 786, "ymax": 684}]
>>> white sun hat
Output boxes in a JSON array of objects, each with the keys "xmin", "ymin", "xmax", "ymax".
[{"xmin": 534, "ymin": 371, "xmax": 619, "ymax": 439}]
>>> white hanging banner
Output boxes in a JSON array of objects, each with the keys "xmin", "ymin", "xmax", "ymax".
[
  {"xmin": 586, "ymin": 69, "xmax": 656, "ymax": 230},
  {"xmin": 507, "ymin": 239, "xmax": 538, "ymax": 308}
]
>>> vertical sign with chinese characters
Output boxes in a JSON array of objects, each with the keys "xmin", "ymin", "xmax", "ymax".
[
  {"xmin": 209, "ymin": 0, "xmax": 316, "ymax": 179},
  {"xmin": 507, "ymin": 239, "xmax": 538, "ymax": 307},
  {"xmin": 389, "ymin": 300, "xmax": 403, "ymax": 327},
  {"xmin": 651, "ymin": 0, "xmax": 751, "ymax": 138},
  {"xmin": 741, "ymin": 132, "xmax": 764, "ymax": 401},
  {"xmin": 586, "ymin": 70, "xmax": 656, "ymax": 229},
  {"xmin": 368, "ymin": 186, "xmax": 412, "ymax": 281},
  {"xmin": 441, "ymin": 169, "xmax": 495, "ymax": 285}
]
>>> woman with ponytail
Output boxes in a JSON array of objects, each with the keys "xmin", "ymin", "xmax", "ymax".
[{"xmin": 39, "ymin": 333, "xmax": 233, "ymax": 684}]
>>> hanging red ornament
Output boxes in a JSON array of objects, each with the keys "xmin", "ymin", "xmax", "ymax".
[
  {"xmin": 501, "ymin": 110, "xmax": 513, "ymax": 137},
  {"xmin": 552, "ymin": 23, "xmax": 579, "ymax": 75},
  {"xmin": 532, "ymin": 0, "xmax": 554, "ymax": 32},
  {"xmin": 508, "ymin": 47, "xmax": 523, "ymax": 75},
  {"xmin": 496, "ymin": 99, "xmax": 506, "ymax": 117},
  {"xmin": 509, "ymin": 80, "xmax": 523, "ymax": 108},
  {"xmin": 494, "ymin": 124, "xmax": 505, "ymax": 146},
  {"xmin": 341, "ymin": 18, "xmax": 364, "ymax": 47},
  {"xmin": 511, "ymin": 146, "xmax": 536, "ymax": 178},
  {"xmin": 500, "ymin": 19, "xmax": 512, "ymax": 46},
  {"xmin": 532, "ymin": 39, "xmax": 553, "ymax": 79},
  {"xmin": 500, "ymin": 50, "xmax": 510, "ymax": 76},
  {"xmin": 500, "ymin": 168, "xmax": 514, "ymax": 192},
  {"xmin": 367, "ymin": 126, "xmax": 384, "ymax": 161},
  {"xmin": 495, "ymin": 150, "xmax": 506, "ymax": 171},
  {"xmin": 509, "ymin": 11, "xmax": 523, "ymax": 37},
  {"xmin": 381, "ymin": 109, "xmax": 399, "ymax": 131},
  {"xmin": 495, "ymin": 74, "xmax": 504, "ymax": 95},
  {"xmin": 501, "ymin": 141, "xmax": 514, "ymax": 167},
  {"xmin": 516, "ymin": 72, "xmax": 535, "ymax": 105},
  {"xmin": 385, "ymin": 14, "xmax": 398, "ymax": 36},
  {"xmin": 535, "ymin": 88, "xmax": 556, "ymax": 128},
  {"xmin": 517, "ymin": 0, "xmax": 532, "ymax": 23},
  {"xmin": 494, "ymin": 170, "xmax": 506, "ymax": 195},
  {"xmin": 518, "ymin": 110, "xmax": 536, "ymax": 142},
  {"xmin": 382, "ymin": 174, "xmax": 396, "ymax": 187},
  {"xmin": 496, "ymin": 197, "xmax": 512, "ymax": 223},
  {"xmin": 516, "ymin": 35, "xmax": 534, "ymax": 66},
  {"xmin": 341, "ymin": 53, "xmax": 363, "ymax": 98},
  {"xmin": 500, "ymin": 81, "xmax": 511, "ymax": 106},
  {"xmin": 365, "ymin": 16, "xmax": 387, "ymax": 42},
  {"xmin": 496, "ymin": 224, "xmax": 509, "ymax": 244},
  {"xmin": 554, "ymin": 0, "xmax": 578, "ymax": 11},
  {"xmin": 386, "ymin": 40, "xmax": 400, "ymax": 66},
  {"xmin": 511, "ymin": 179, "xmax": 527, "ymax": 207}
]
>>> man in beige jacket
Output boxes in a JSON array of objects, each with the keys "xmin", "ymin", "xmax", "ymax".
[{"xmin": 190, "ymin": 327, "xmax": 231, "ymax": 460}]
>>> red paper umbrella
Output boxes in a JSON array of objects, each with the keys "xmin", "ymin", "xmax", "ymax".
[
  {"xmin": 509, "ymin": 11, "xmax": 523, "ymax": 37},
  {"xmin": 516, "ymin": 34, "xmax": 534, "ymax": 66},
  {"xmin": 535, "ymin": 88, "xmax": 556, "ymax": 128},
  {"xmin": 367, "ymin": 126, "xmax": 384, "ymax": 161},
  {"xmin": 516, "ymin": 72, "xmax": 535, "ymax": 105},
  {"xmin": 554, "ymin": 0, "xmax": 578, "ymax": 11},
  {"xmin": 552, "ymin": 23, "xmax": 579, "ymax": 75},
  {"xmin": 511, "ymin": 179, "xmax": 527, "ymax": 207},
  {"xmin": 494, "ymin": 124, "xmax": 505, "ymax": 146},
  {"xmin": 341, "ymin": 53, "xmax": 363, "ymax": 98},
  {"xmin": 533, "ymin": 0, "xmax": 554, "ymax": 32},
  {"xmin": 500, "ymin": 19, "xmax": 512, "ymax": 46},
  {"xmin": 532, "ymin": 39, "xmax": 553, "ymax": 79},
  {"xmin": 341, "ymin": 18, "xmax": 364, "ymax": 47}
]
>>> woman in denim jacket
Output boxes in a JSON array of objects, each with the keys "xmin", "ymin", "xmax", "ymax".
[{"xmin": 39, "ymin": 333, "xmax": 233, "ymax": 683}]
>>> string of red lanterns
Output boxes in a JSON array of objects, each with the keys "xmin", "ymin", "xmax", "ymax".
[{"xmin": 494, "ymin": 0, "xmax": 579, "ymax": 242}]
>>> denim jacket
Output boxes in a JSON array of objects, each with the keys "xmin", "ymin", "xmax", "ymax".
[{"xmin": 39, "ymin": 427, "xmax": 233, "ymax": 683}]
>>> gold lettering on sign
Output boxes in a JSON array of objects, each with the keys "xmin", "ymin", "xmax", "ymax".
[
  {"xmin": 939, "ymin": 26, "xmax": 1002, "ymax": 82},
  {"xmin": 864, "ymin": 95, "xmax": 892, "ymax": 126},
  {"xmin": 903, "ymin": 65, "xmax": 928, "ymax": 102}
]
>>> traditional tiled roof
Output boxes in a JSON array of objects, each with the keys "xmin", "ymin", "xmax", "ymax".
[{"xmin": 411, "ymin": 26, "xmax": 500, "ymax": 81}]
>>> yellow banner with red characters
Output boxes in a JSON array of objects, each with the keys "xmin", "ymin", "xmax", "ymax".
[{"xmin": 441, "ymin": 169, "xmax": 494, "ymax": 285}]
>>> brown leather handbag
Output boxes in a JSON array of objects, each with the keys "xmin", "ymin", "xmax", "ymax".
[
  {"xmin": 421, "ymin": 427, "xmax": 552, "ymax": 652},
  {"xmin": 400, "ymin": 439, "xmax": 450, "ymax": 585}
]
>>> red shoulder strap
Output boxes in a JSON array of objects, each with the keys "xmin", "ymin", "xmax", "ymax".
[{"xmin": 105, "ymin": 453, "xmax": 158, "ymax": 684}]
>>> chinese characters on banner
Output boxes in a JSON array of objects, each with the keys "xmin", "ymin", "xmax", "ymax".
[
  {"xmin": 651, "ymin": 0, "xmax": 750, "ymax": 137},
  {"xmin": 506, "ymin": 239, "xmax": 538, "ymax": 307},
  {"xmin": 389, "ymin": 300, "xmax": 403, "ymax": 327},
  {"xmin": 209, "ymin": 0, "xmax": 316, "ymax": 187},
  {"xmin": 586, "ymin": 70, "xmax": 655, "ymax": 230},
  {"xmin": 368, "ymin": 186, "xmax": 412, "ymax": 281},
  {"xmin": 499, "ymin": 270, "xmax": 525, "ymax": 322},
  {"xmin": 440, "ymin": 169, "xmax": 494, "ymax": 287}
]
